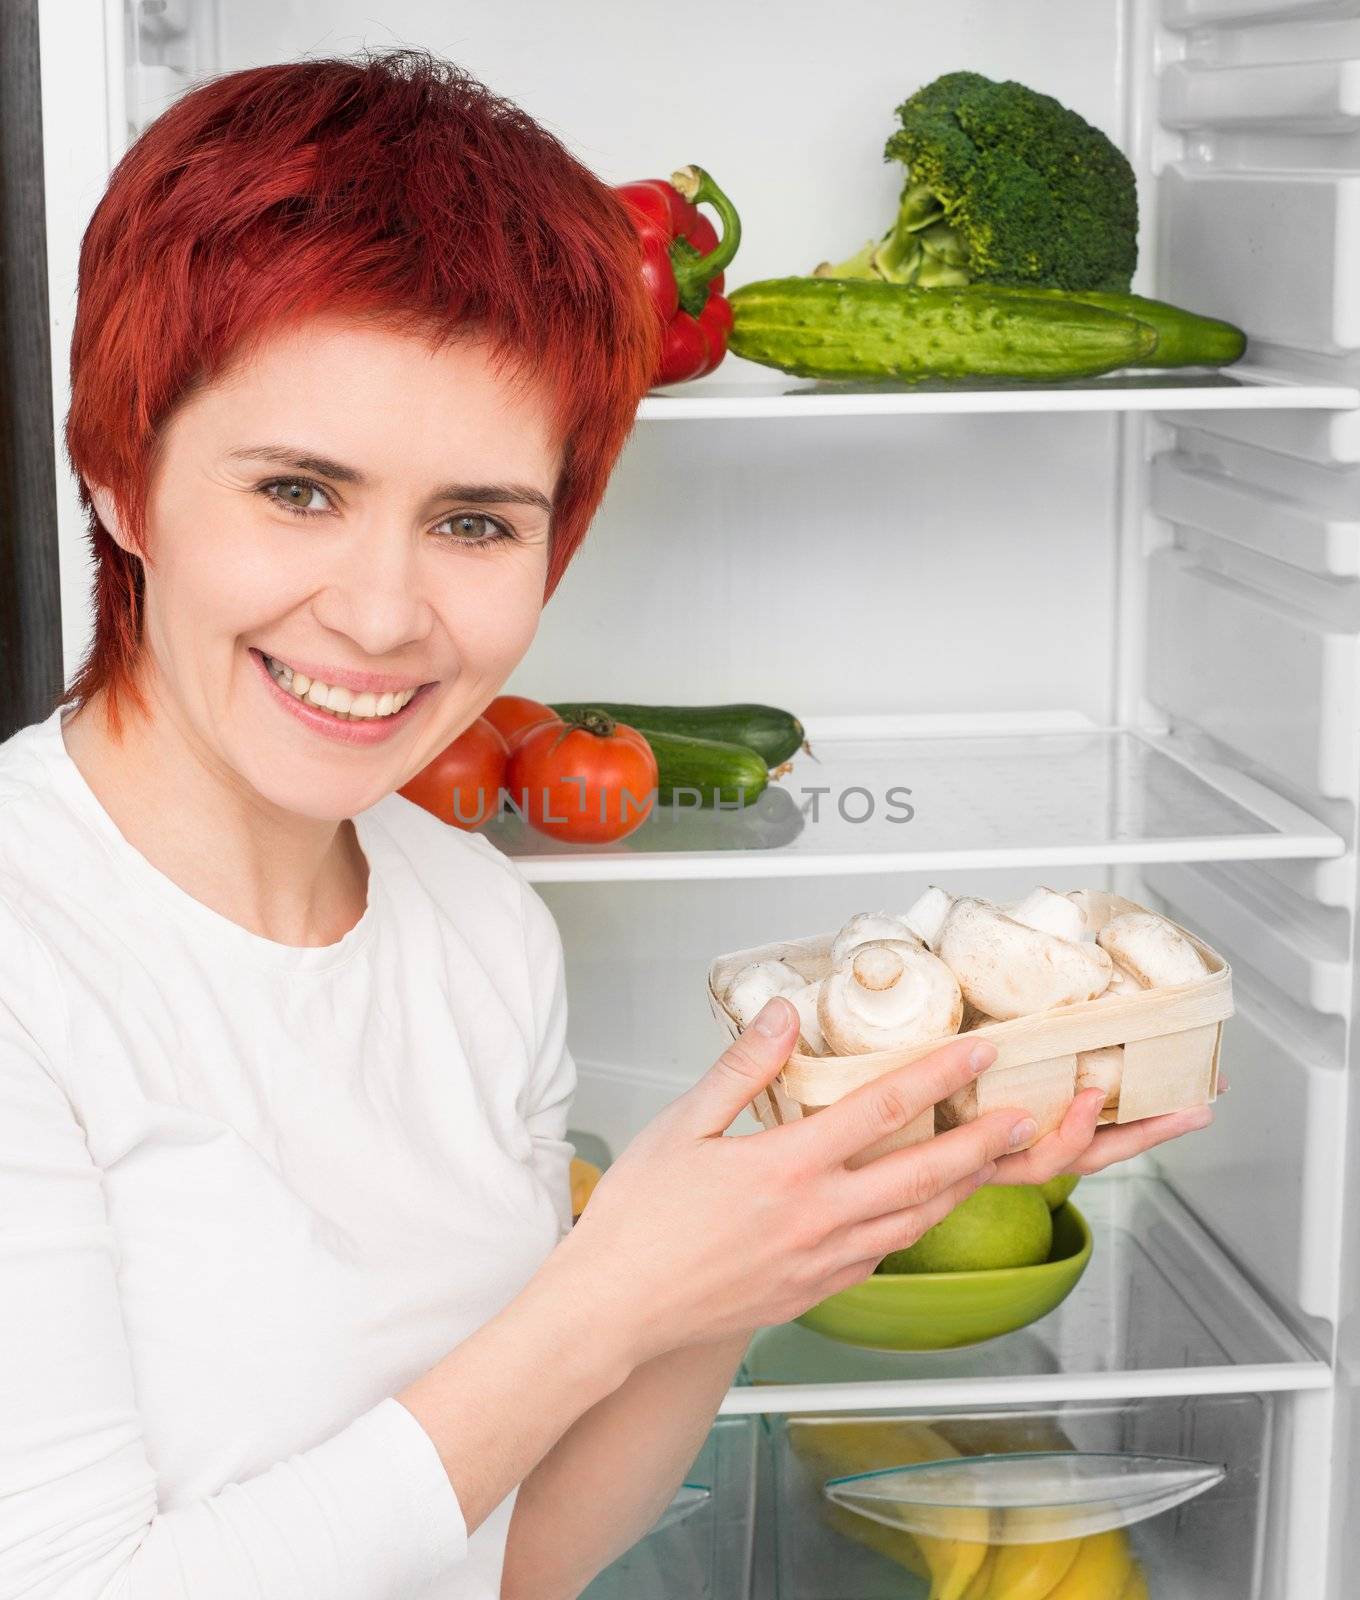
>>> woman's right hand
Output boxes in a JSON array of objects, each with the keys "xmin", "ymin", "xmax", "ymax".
[{"xmin": 548, "ymin": 995, "xmax": 1100, "ymax": 1368}]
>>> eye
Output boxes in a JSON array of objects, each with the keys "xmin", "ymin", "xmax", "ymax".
[
  {"xmin": 436, "ymin": 511, "xmax": 515, "ymax": 547},
  {"xmin": 261, "ymin": 478, "xmax": 332, "ymax": 515}
]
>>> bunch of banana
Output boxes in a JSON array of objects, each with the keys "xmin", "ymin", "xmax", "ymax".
[{"xmin": 788, "ymin": 1417, "xmax": 1151, "ymax": 1600}]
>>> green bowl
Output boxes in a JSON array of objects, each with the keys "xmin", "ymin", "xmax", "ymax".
[{"xmin": 796, "ymin": 1202, "xmax": 1093, "ymax": 1352}]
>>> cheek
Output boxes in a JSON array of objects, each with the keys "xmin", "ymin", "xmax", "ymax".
[
  {"xmin": 438, "ymin": 557, "xmax": 545, "ymax": 673},
  {"xmin": 151, "ymin": 490, "xmax": 290, "ymax": 625}
]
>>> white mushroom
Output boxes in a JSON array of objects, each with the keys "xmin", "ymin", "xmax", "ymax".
[
  {"xmin": 1076, "ymin": 1045, "xmax": 1124, "ymax": 1109},
  {"xmin": 788, "ymin": 979, "xmax": 828, "ymax": 1056},
  {"xmin": 829, "ymin": 911, "xmax": 922, "ymax": 967},
  {"xmin": 724, "ymin": 959, "xmax": 805, "ymax": 1028},
  {"xmin": 818, "ymin": 938, "xmax": 963, "ymax": 1055},
  {"xmin": 1097, "ymin": 912, "xmax": 1208, "ymax": 989},
  {"xmin": 1004, "ymin": 886, "xmax": 1086, "ymax": 945},
  {"xmin": 903, "ymin": 886, "xmax": 954, "ymax": 949},
  {"xmin": 936, "ymin": 897, "xmax": 1113, "ymax": 1021},
  {"xmin": 1097, "ymin": 960, "xmax": 1144, "ymax": 1000}
]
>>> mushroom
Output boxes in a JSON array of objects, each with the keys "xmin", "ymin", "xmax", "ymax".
[
  {"xmin": 903, "ymin": 885, "xmax": 954, "ymax": 949},
  {"xmin": 829, "ymin": 911, "xmax": 922, "ymax": 967},
  {"xmin": 1076, "ymin": 1045, "xmax": 1124, "ymax": 1110},
  {"xmin": 1097, "ymin": 960, "xmax": 1144, "ymax": 1000},
  {"xmin": 818, "ymin": 938, "xmax": 963, "ymax": 1055},
  {"xmin": 724, "ymin": 959, "xmax": 805, "ymax": 1028},
  {"xmin": 1004, "ymin": 886, "xmax": 1086, "ymax": 945},
  {"xmin": 1097, "ymin": 912, "xmax": 1209, "ymax": 989},
  {"xmin": 788, "ymin": 979, "xmax": 829, "ymax": 1056},
  {"xmin": 936, "ymin": 897, "xmax": 1113, "ymax": 1021}
]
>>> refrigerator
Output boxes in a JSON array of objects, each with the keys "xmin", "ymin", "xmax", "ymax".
[{"xmin": 31, "ymin": 1, "xmax": 1360, "ymax": 1595}]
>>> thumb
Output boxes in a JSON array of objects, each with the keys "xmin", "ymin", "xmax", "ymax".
[{"xmin": 676, "ymin": 996, "xmax": 800, "ymax": 1137}]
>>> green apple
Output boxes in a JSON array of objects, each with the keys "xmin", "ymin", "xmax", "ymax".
[
  {"xmin": 1038, "ymin": 1174, "xmax": 1080, "ymax": 1211},
  {"xmin": 878, "ymin": 1185, "xmax": 1054, "ymax": 1275}
]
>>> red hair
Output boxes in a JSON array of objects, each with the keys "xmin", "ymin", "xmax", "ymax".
[{"xmin": 59, "ymin": 48, "xmax": 659, "ymax": 737}]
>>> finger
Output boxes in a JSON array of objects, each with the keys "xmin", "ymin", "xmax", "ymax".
[
  {"xmin": 834, "ymin": 1162, "xmax": 998, "ymax": 1266},
  {"xmin": 987, "ymin": 1088, "xmax": 1106, "ymax": 1185},
  {"xmin": 671, "ymin": 996, "xmax": 800, "ymax": 1137},
  {"xmin": 842, "ymin": 1107, "xmax": 1038, "ymax": 1221},
  {"xmin": 1065, "ymin": 1103, "xmax": 1215, "ymax": 1175},
  {"xmin": 792, "ymin": 1035, "xmax": 998, "ymax": 1169}
]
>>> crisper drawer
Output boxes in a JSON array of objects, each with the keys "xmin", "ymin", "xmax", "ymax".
[
  {"xmin": 773, "ymin": 1396, "xmax": 1270, "ymax": 1600},
  {"xmin": 581, "ymin": 1414, "xmax": 762, "ymax": 1600}
]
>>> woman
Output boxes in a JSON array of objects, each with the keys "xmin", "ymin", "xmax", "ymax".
[{"xmin": 0, "ymin": 49, "xmax": 1211, "ymax": 1600}]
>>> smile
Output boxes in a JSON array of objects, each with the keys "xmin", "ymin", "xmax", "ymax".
[{"xmin": 258, "ymin": 651, "xmax": 421, "ymax": 722}]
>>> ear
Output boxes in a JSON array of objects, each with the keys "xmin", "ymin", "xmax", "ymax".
[{"xmin": 88, "ymin": 483, "xmax": 136, "ymax": 557}]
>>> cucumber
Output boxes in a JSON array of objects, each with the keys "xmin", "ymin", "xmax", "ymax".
[
  {"xmin": 645, "ymin": 729, "xmax": 770, "ymax": 809},
  {"xmin": 549, "ymin": 702, "xmax": 804, "ymax": 766},
  {"xmin": 988, "ymin": 287, "xmax": 1246, "ymax": 368},
  {"xmin": 727, "ymin": 277, "xmax": 1158, "ymax": 382}
]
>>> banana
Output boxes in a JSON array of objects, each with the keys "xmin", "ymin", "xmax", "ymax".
[
  {"xmin": 1044, "ymin": 1529, "xmax": 1135, "ymax": 1600},
  {"xmin": 959, "ymin": 1547, "xmax": 998, "ymax": 1600},
  {"xmin": 819, "ymin": 1499, "xmax": 930, "ymax": 1583},
  {"xmin": 988, "ymin": 1536, "xmax": 1083, "ymax": 1599},
  {"xmin": 924, "ymin": 1538, "xmax": 991, "ymax": 1600},
  {"xmin": 788, "ymin": 1418, "xmax": 993, "ymax": 1600},
  {"xmin": 1118, "ymin": 1564, "xmax": 1150, "ymax": 1600}
]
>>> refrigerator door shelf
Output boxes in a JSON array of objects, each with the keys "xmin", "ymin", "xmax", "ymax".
[
  {"xmin": 480, "ymin": 716, "xmax": 1343, "ymax": 884},
  {"xmin": 1148, "ymin": 548, "xmax": 1360, "ymax": 802},
  {"xmin": 822, "ymin": 1450, "xmax": 1226, "ymax": 1544}
]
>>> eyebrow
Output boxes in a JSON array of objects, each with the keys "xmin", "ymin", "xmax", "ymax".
[{"xmin": 226, "ymin": 445, "xmax": 554, "ymax": 515}]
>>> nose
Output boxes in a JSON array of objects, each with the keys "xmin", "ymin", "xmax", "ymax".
[{"xmin": 309, "ymin": 515, "xmax": 436, "ymax": 662}]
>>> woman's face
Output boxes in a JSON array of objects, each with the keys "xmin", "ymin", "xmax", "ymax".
[{"xmin": 104, "ymin": 312, "xmax": 559, "ymax": 822}]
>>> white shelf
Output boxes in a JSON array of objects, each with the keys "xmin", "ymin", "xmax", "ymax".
[
  {"xmin": 720, "ymin": 1175, "xmax": 1328, "ymax": 1415},
  {"xmin": 480, "ymin": 714, "xmax": 1344, "ymax": 883},
  {"xmin": 637, "ymin": 367, "xmax": 1360, "ymax": 421}
]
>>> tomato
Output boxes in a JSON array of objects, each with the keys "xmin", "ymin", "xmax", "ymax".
[
  {"xmin": 506, "ymin": 710, "xmax": 658, "ymax": 844},
  {"xmin": 483, "ymin": 694, "xmax": 560, "ymax": 752},
  {"xmin": 399, "ymin": 717, "xmax": 507, "ymax": 830}
]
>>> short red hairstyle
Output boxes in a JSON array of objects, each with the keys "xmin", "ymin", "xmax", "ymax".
[{"xmin": 59, "ymin": 48, "xmax": 659, "ymax": 736}]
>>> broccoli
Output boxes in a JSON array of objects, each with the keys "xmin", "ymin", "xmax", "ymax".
[{"xmin": 816, "ymin": 72, "xmax": 1138, "ymax": 293}]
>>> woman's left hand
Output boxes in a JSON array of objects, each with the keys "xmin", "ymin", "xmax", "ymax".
[{"xmin": 985, "ymin": 1085, "xmax": 1215, "ymax": 1183}]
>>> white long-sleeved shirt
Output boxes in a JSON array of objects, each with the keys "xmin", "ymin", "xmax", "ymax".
[{"xmin": 0, "ymin": 704, "xmax": 577, "ymax": 1599}]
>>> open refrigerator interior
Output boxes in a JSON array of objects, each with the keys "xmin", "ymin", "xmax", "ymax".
[{"xmin": 38, "ymin": 0, "xmax": 1360, "ymax": 1594}]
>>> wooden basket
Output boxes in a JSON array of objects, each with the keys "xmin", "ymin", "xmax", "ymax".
[{"xmin": 706, "ymin": 890, "xmax": 1232, "ymax": 1161}]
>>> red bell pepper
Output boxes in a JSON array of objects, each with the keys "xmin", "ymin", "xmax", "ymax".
[{"xmin": 615, "ymin": 165, "xmax": 742, "ymax": 387}]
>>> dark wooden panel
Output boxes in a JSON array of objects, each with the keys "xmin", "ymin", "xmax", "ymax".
[{"xmin": 0, "ymin": 0, "xmax": 65, "ymax": 741}]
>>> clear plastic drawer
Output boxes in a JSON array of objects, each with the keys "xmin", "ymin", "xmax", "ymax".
[
  {"xmin": 772, "ymin": 1394, "xmax": 1270, "ymax": 1600},
  {"xmin": 580, "ymin": 1414, "xmax": 763, "ymax": 1600}
]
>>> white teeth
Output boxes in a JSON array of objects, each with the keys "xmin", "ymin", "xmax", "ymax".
[{"xmin": 262, "ymin": 652, "xmax": 418, "ymax": 721}]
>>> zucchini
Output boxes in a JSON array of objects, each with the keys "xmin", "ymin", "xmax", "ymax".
[
  {"xmin": 645, "ymin": 729, "xmax": 770, "ymax": 809},
  {"xmin": 727, "ymin": 277, "xmax": 1157, "ymax": 382},
  {"xmin": 989, "ymin": 287, "xmax": 1246, "ymax": 368},
  {"xmin": 549, "ymin": 702, "xmax": 804, "ymax": 766}
]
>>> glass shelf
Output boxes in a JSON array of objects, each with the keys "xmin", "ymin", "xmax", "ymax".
[
  {"xmin": 637, "ymin": 366, "xmax": 1360, "ymax": 421},
  {"xmin": 478, "ymin": 716, "xmax": 1343, "ymax": 883},
  {"xmin": 723, "ymin": 1176, "xmax": 1327, "ymax": 1413}
]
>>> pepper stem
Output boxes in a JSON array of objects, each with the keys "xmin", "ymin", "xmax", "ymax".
[{"xmin": 668, "ymin": 165, "xmax": 742, "ymax": 316}]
